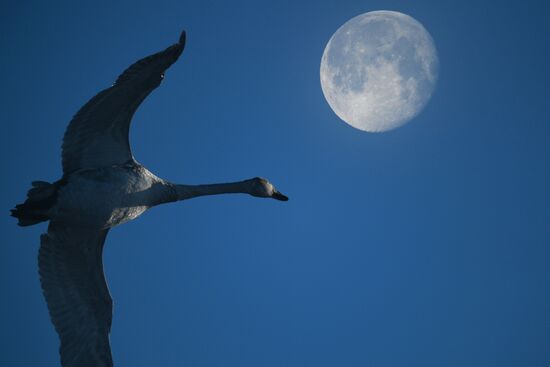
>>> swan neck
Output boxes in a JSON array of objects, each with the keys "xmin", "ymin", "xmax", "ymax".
[{"xmin": 173, "ymin": 180, "xmax": 252, "ymax": 201}]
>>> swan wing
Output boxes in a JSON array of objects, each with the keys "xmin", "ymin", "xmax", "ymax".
[
  {"xmin": 61, "ymin": 31, "xmax": 186, "ymax": 175},
  {"xmin": 39, "ymin": 223, "xmax": 114, "ymax": 367}
]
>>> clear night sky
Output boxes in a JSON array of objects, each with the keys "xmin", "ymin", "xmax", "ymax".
[{"xmin": 1, "ymin": 1, "xmax": 549, "ymax": 366}]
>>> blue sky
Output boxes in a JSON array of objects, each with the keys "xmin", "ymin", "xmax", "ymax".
[{"xmin": 1, "ymin": 0, "xmax": 549, "ymax": 366}]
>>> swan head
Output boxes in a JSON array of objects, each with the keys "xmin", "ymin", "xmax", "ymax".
[{"xmin": 249, "ymin": 177, "xmax": 288, "ymax": 201}]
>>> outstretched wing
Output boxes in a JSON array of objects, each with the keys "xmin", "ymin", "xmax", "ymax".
[
  {"xmin": 39, "ymin": 223, "xmax": 113, "ymax": 367},
  {"xmin": 61, "ymin": 31, "xmax": 186, "ymax": 175}
]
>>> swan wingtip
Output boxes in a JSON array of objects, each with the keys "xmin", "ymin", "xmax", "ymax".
[{"xmin": 179, "ymin": 30, "xmax": 186, "ymax": 45}]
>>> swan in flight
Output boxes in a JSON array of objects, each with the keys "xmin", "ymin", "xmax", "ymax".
[{"xmin": 11, "ymin": 30, "xmax": 288, "ymax": 367}]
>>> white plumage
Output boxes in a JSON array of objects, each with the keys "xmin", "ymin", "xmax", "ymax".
[{"xmin": 12, "ymin": 30, "xmax": 287, "ymax": 367}]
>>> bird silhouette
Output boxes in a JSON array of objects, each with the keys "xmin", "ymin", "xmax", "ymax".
[{"xmin": 12, "ymin": 30, "xmax": 288, "ymax": 367}]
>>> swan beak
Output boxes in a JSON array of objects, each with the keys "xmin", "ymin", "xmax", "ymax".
[{"xmin": 272, "ymin": 191, "xmax": 289, "ymax": 201}]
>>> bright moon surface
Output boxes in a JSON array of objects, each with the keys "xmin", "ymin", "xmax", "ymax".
[{"xmin": 320, "ymin": 10, "xmax": 439, "ymax": 132}]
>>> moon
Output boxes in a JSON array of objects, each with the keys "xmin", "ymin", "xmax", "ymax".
[{"xmin": 320, "ymin": 11, "xmax": 439, "ymax": 132}]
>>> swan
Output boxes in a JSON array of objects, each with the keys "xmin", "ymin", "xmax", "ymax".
[{"xmin": 11, "ymin": 30, "xmax": 288, "ymax": 367}]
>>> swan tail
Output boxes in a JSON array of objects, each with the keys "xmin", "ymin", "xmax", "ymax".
[{"xmin": 11, "ymin": 180, "xmax": 61, "ymax": 226}]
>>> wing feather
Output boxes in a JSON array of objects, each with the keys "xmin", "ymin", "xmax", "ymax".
[
  {"xmin": 39, "ymin": 223, "xmax": 113, "ymax": 367},
  {"xmin": 61, "ymin": 31, "xmax": 186, "ymax": 175}
]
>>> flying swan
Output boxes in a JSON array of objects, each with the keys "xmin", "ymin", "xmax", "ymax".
[{"xmin": 11, "ymin": 30, "xmax": 288, "ymax": 367}]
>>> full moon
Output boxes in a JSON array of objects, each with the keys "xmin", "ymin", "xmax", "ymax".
[{"xmin": 320, "ymin": 11, "xmax": 439, "ymax": 132}]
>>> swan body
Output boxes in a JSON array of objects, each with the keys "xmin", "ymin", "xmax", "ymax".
[
  {"xmin": 51, "ymin": 163, "xmax": 165, "ymax": 229},
  {"xmin": 12, "ymin": 30, "xmax": 287, "ymax": 367}
]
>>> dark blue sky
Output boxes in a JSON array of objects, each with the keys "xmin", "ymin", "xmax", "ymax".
[{"xmin": 2, "ymin": 1, "xmax": 549, "ymax": 366}]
